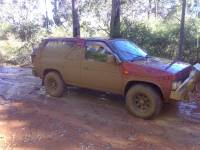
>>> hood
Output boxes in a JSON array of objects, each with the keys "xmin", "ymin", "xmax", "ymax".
[{"xmin": 132, "ymin": 57, "xmax": 192, "ymax": 76}]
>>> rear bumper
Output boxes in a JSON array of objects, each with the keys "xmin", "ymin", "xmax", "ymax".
[{"xmin": 170, "ymin": 63, "xmax": 200, "ymax": 100}]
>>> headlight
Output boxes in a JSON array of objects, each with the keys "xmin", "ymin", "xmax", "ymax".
[{"xmin": 172, "ymin": 81, "xmax": 182, "ymax": 90}]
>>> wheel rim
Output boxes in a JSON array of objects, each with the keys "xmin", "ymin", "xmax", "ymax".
[
  {"xmin": 133, "ymin": 93, "xmax": 151, "ymax": 112},
  {"xmin": 47, "ymin": 77, "xmax": 57, "ymax": 91}
]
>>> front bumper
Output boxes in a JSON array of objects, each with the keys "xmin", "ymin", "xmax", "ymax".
[{"xmin": 170, "ymin": 63, "xmax": 200, "ymax": 100}]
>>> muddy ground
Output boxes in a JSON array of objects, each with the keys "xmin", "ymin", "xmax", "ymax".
[{"xmin": 0, "ymin": 67, "xmax": 200, "ymax": 150}]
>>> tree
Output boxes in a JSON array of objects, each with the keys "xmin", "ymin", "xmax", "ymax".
[
  {"xmin": 178, "ymin": 0, "xmax": 186, "ymax": 60},
  {"xmin": 110, "ymin": 0, "xmax": 121, "ymax": 38},
  {"xmin": 52, "ymin": 0, "xmax": 71, "ymax": 26},
  {"xmin": 52, "ymin": 0, "xmax": 59, "ymax": 26},
  {"xmin": 80, "ymin": 0, "xmax": 111, "ymax": 36},
  {"xmin": 148, "ymin": 0, "xmax": 152, "ymax": 19},
  {"xmin": 45, "ymin": 0, "xmax": 49, "ymax": 30},
  {"xmin": 72, "ymin": 0, "xmax": 80, "ymax": 37}
]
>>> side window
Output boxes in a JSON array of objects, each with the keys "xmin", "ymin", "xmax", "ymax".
[
  {"xmin": 45, "ymin": 41, "xmax": 57, "ymax": 48},
  {"xmin": 45, "ymin": 41, "xmax": 51, "ymax": 48},
  {"xmin": 45, "ymin": 41, "xmax": 75, "ymax": 49},
  {"xmin": 85, "ymin": 42, "xmax": 112, "ymax": 62},
  {"xmin": 63, "ymin": 41, "xmax": 76, "ymax": 49}
]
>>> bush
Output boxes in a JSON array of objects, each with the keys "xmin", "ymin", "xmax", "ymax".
[
  {"xmin": 0, "ymin": 23, "xmax": 13, "ymax": 40},
  {"xmin": 11, "ymin": 22, "xmax": 41, "ymax": 42},
  {"xmin": 0, "ymin": 50, "xmax": 4, "ymax": 64},
  {"xmin": 121, "ymin": 19, "xmax": 200, "ymax": 63},
  {"xmin": 0, "ymin": 22, "xmax": 49, "ymax": 65}
]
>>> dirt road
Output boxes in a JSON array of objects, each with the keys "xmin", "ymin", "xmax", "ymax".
[{"xmin": 0, "ymin": 67, "xmax": 200, "ymax": 150}]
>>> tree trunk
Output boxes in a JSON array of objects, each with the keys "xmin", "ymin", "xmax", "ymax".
[
  {"xmin": 45, "ymin": 0, "xmax": 49, "ymax": 30},
  {"xmin": 155, "ymin": 0, "xmax": 158, "ymax": 20},
  {"xmin": 148, "ymin": 0, "xmax": 152, "ymax": 20},
  {"xmin": 110, "ymin": 0, "xmax": 121, "ymax": 38},
  {"xmin": 178, "ymin": 0, "xmax": 186, "ymax": 61},
  {"xmin": 72, "ymin": 0, "xmax": 80, "ymax": 37}
]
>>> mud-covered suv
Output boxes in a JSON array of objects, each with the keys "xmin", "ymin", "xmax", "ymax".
[{"xmin": 31, "ymin": 38, "xmax": 200, "ymax": 119}]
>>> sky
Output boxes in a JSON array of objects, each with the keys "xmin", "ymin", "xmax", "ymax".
[
  {"xmin": 2, "ymin": 0, "xmax": 200, "ymax": 26},
  {"xmin": 38, "ymin": 0, "xmax": 54, "ymax": 20},
  {"xmin": 4, "ymin": 0, "xmax": 54, "ymax": 19}
]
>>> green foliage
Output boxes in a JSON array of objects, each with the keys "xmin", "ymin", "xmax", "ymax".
[
  {"xmin": 0, "ymin": 22, "xmax": 48, "ymax": 65},
  {"xmin": 0, "ymin": 50, "xmax": 4, "ymax": 64},
  {"xmin": 0, "ymin": 23, "xmax": 13, "ymax": 40},
  {"xmin": 182, "ymin": 19, "xmax": 200, "ymax": 63},
  {"xmin": 11, "ymin": 22, "xmax": 41, "ymax": 42},
  {"xmin": 0, "ymin": 38, "xmax": 22, "ymax": 64},
  {"xmin": 51, "ymin": 26, "xmax": 72, "ymax": 37},
  {"xmin": 0, "ymin": 0, "xmax": 200, "ymax": 65},
  {"xmin": 121, "ymin": 19, "xmax": 200, "ymax": 63}
]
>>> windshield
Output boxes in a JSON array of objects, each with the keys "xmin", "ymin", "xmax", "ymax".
[{"xmin": 110, "ymin": 40, "xmax": 147, "ymax": 61}]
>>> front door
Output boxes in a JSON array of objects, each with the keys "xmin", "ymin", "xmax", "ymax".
[{"xmin": 81, "ymin": 41, "xmax": 122, "ymax": 94}]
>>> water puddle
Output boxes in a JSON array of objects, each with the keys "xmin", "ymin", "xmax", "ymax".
[
  {"xmin": 0, "ymin": 67, "xmax": 41, "ymax": 101},
  {"xmin": 0, "ymin": 67, "xmax": 21, "ymax": 73},
  {"xmin": 178, "ymin": 101, "xmax": 200, "ymax": 123}
]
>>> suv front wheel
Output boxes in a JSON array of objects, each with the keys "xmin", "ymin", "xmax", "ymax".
[
  {"xmin": 44, "ymin": 72, "xmax": 64, "ymax": 97},
  {"xmin": 126, "ymin": 84, "xmax": 162, "ymax": 119}
]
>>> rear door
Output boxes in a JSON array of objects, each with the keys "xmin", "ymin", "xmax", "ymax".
[
  {"xmin": 81, "ymin": 41, "xmax": 123, "ymax": 94},
  {"xmin": 62, "ymin": 40, "xmax": 83, "ymax": 85},
  {"xmin": 41, "ymin": 39, "xmax": 82, "ymax": 85}
]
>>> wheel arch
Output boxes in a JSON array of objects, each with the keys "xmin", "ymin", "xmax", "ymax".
[
  {"xmin": 124, "ymin": 81, "xmax": 164, "ymax": 100},
  {"xmin": 42, "ymin": 68, "xmax": 64, "ymax": 85}
]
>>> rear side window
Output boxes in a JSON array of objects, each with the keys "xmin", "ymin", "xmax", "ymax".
[
  {"xmin": 45, "ymin": 41, "xmax": 75, "ymax": 49},
  {"xmin": 45, "ymin": 41, "xmax": 55, "ymax": 48},
  {"xmin": 42, "ymin": 40, "xmax": 80, "ymax": 60},
  {"xmin": 63, "ymin": 41, "xmax": 75, "ymax": 48}
]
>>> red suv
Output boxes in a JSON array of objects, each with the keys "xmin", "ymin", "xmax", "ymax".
[{"xmin": 32, "ymin": 38, "xmax": 200, "ymax": 119}]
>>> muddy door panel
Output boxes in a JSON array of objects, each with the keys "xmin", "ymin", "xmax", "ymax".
[
  {"xmin": 63, "ymin": 41, "xmax": 82, "ymax": 85},
  {"xmin": 81, "ymin": 41, "xmax": 122, "ymax": 94}
]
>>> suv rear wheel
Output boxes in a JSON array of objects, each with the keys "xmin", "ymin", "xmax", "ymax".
[
  {"xmin": 126, "ymin": 84, "xmax": 162, "ymax": 119},
  {"xmin": 44, "ymin": 72, "xmax": 64, "ymax": 97}
]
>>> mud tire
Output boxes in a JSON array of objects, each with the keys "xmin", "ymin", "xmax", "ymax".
[
  {"xmin": 44, "ymin": 72, "xmax": 64, "ymax": 97},
  {"xmin": 126, "ymin": 84, "xmax": 162, "ymax": 119}
]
